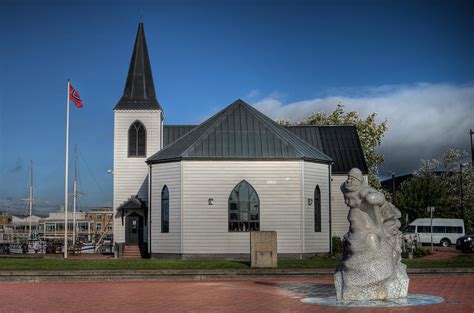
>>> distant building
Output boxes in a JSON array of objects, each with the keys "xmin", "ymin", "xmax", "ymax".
[
  {"xmin": 1, "ymin": 214, "xmax": 43, "ymax": 243},
  {"xmin": 0, "ymin": 212, "xmax": 13, "ymax": 245},
  {"xmin": 381, "ymin": 174, "xmax": 414, "ymax": 196},
  {"xmin": 0, "ymin": 209, "xmax": 113, "ymax": 247},
  {"xmin": 0, "ymin": 212, "xmax": 11, "ymax": 225},
  {"xmin": 85, "ymin": 208, "xmax": 113, "ymax": 241},
  {"xmin": 39, "ymin": 212, "xmax": 91, "ymax": 241}
]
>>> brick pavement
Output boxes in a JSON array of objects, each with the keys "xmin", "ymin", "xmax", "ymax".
[{"xmin": 0, "ymin": 274, "xmax": 472, "ymax": 313}]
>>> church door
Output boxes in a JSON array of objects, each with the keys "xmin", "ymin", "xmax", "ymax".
[{"xmin": 125, "ymin": 214, "xmax": 143, "ymax": 245}]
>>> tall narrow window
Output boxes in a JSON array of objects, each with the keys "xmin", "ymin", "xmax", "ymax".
[
  {"xmin": 228, "ymin": 180, "xmax": 259, "ymax": 232},
  {"xmin": 314, "ymin": 185, "xmax": 321, "ymax": 232},
  {"xmin": 161, "ymin": 185, "xmax": 169, "ymax": 233},
  {"xmin": 128, "ymin": 120, "xmax": 146, "ymax": 157}
]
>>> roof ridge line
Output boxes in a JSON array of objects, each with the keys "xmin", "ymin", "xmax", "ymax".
[
  {"xmin": 245, "ymin": 103, "xmax": 332, "ymax": 161},
  {"xmin": 243, "ymin": 104, "xmax": 303, "ymax": 156},
  {"xmin": 180, "ymin": 102, "xmax": 239, "ymax": 157},
  {"xmin": 148, "ymin": 103, "xmax": 235, "ymax": 162}
]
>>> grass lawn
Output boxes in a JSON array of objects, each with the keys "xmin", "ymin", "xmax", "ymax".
[
  {"xmin": 0, "ymin": 254, "xmax": 472, "ymax": 271},
  {"xmin": 402, "ymin": 254, "xmax": 474, "ymax": 268}
]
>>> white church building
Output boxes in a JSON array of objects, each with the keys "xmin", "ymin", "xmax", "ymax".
[{"xmin": 113, "ymin": 22, "xmax": 368, "ymax": 259}]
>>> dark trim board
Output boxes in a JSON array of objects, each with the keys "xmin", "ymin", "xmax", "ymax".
[{"xmin": 147, "ymin": 157, "xmax": 333, "ymax": 165}]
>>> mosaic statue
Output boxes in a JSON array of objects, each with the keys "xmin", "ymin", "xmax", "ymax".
[{"xmin": 335, "ymin": 168, "xmax": 409, "ymax": 301}]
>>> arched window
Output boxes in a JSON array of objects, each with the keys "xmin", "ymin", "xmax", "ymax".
[
  {"xmin": 161, "ymin": 185, "xmax": 169, "ymax": 233},
  {"xmin": 128, "ymin": 120, "xmax": 146, "ymax": 157},
  {"xmin": 314, "ymin": 185, "xmax": 321, "ymax": 232},
  {"xmin": 228, "ymin": 180, "xmax": 259, "ymax": 232}
]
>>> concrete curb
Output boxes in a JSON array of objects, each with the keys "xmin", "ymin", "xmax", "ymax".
[{"xmin": 0, "ymin": 268, "xmax": 473, "ymax": 282}]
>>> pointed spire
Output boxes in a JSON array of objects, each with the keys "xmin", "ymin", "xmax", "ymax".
[{"xmin": 114, "ymin": 22, "xmax": 162, "ymax": 110}]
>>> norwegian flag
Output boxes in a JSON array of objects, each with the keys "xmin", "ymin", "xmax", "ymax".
[{"xmin": 69, "ymin": 84, "xmax": 83, "ymax": 108}]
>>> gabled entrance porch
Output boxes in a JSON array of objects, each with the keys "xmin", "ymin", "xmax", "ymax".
[{"xmin": 117, "ymin": 196, "xmax": 148, "ymax": 258}]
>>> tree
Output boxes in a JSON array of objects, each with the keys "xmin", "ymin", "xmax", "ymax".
[
  {"xmin": 395, "ymin": 148, "xmax": 473, "ymax": 231},
  {"xmin": 296, "ymin": 103, "xmax": 388, "ymax": 188}
]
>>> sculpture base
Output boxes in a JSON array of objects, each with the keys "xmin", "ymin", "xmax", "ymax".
[
  {"xmin": 335, "ymin": 263, "xmax": 409, "ymax": 301},
  {"xmin": 301, "ymin": 294, "xmax": 444, "ymax": 308}
]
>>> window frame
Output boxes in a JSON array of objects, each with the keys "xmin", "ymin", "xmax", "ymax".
[
  {"xmin": 418, "ymin": 226, "xmax": 431, "ymax": 233},
  {"xmin": 228, "ymin": 180, "xmax": 260, "ymax": 232},
  {"xmin": 161, "ymin": 185, "xmax": 169, "ymax": 233},
  {"xmin": 128, "ymin": 120, "xmax": 147, "ymax": 157},
  {"xmin": 314, "ymin": 185, "xmax": 322, "ymax": 232}
]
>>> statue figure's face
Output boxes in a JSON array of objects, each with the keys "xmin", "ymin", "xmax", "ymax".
[
  {"xmin": 344, "ymin": 192, "xmax": 361, "ymax": 209},
  {"xmin": 344, "ymin": 175, "xmax": 362, "ymax": 192}
]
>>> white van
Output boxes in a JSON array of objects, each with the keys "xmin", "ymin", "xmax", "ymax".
[{"xmin": 404, "ymin": 218, "xmax": 465, "ymax": 247}]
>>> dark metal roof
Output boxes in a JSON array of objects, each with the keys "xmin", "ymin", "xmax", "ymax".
[
  {"xmin": 149, "ymin": 100, "xmax": 333, "ymax": 164},
  {"xmin": 162, "ymin": 124, "xmax": 367, "ymax": 173},
  {"xmin": 114, "ymin": 22, "xmax": 162, "ymax": 111},
  {"xmin": 287, "ymin": 126, "xmax": 368, "ymax": 174},
  {"xmin": 163, "ymin": 125, "xmax": 197, "ymax": 147}
]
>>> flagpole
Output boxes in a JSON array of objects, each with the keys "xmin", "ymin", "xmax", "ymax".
[
  {"xmin": 64, "ymin": 79, "xmax": 70, "ymax": 259},
  {"xmin": 28, "ymin": 160, "xmax": 33, "ymax": 240},
  {"xmin": 73, "ymin": 144, "xmax": 77, "ymax": 249}
]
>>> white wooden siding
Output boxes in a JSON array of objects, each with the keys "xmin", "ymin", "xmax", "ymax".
[
  {"xmin": 331, "ymin": 175, "xmax": 349, "ymax": 238},
  {"xmin": 181, "ymin": 161, "xmax": 303, "ymax": 254},
  {"xmin": 150, "ymin": 162, "xmax": 181, "ymax": 253},
  {"xmin": 113, "ymin": 110, "xmax": 161, "ymax": 243},
  {"xmin": 303, "ymin": 162, "xmax": 330, "ymax": 253}
]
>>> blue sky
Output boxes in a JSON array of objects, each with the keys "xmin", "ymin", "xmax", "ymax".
[{"xmin": 0, "ymin": 0, "xmax": 473, "ymax": 214}]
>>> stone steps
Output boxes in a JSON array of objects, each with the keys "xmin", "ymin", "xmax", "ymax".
[{"xmin": 122, "ymin": 245, "xmax": 141, "ymax": 259}]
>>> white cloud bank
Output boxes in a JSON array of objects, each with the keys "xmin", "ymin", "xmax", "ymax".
[{"xmin": 249, "ymin": 83, "xmax": 474, "ymax": 176}]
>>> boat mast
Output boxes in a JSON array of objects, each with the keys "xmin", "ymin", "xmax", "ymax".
[
  {"xmin": 73, "ymin": 144, "xmax": 78, "ymax": 246},
  {"xmin": 28, "ymin": 160, "xmax": 33, "ymax": 239}
]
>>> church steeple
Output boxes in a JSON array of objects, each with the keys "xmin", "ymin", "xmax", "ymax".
[{"xmin": 114, "ymin": 22, "xmax": 162, "ymax": 111}]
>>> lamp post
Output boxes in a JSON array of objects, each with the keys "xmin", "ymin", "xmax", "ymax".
[{"xmin": 428, "ymin": 206, "xmax": 435, "ymax": 253}]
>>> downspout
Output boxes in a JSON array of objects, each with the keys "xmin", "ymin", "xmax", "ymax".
[
  {"xmin": 148, "ymin": 163, "xmax": 152, "ymax": 256},
  {"xmin": 180, "ymin": 162, "xmax": 184, "ymax": 256},
  {"xmin": 112, "ymin": 111, "xmax": 116, "ymax": 247},
  {"xmin": 328, "ymin": 162, "xmax": 333, "ymax": 254},
  {"xmin": 301, "ymin": 161, "xmax": 305, "ymax": 259}
]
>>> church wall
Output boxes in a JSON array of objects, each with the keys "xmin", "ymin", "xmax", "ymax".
[
  {"xmin": 181, "ymin": 161, "xmax": 303, "ymax": 255},
  {"xmin": 331, "ymin": 175, "xmax": 350, "ymax": 238},
  {"xmin": 150, "ymin": 162, "xmax": 181, "ymax": 253},
  {"xmin": 113, "ymin": 110, "xmax": 161, "ymax": 243},
  {"xmin": 303, "ymin": 162, "xmax": 330, "ymax": 253}
]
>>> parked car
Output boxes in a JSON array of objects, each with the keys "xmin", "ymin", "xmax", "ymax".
[
  {"xmin": 403, "ymin": 218, "xmax": 465, "ymax": 247},
  {"xmin": 456, "ymin": 235, "xmax": 474, "ymax": 253}
]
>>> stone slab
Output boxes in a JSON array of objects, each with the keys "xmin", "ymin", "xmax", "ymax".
[{"xmin": 250, "ymin": 231, "xmax": 277, "ymax": 268}]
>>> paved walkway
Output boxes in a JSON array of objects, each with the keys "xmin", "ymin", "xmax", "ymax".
[{"xmin": 0, "ymin": 274, "xmax": 472, "ymax": 313}]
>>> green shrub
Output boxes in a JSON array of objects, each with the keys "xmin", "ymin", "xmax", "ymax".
[
  {"xmin": 413, "ymin": 247, "xmax": 431, "ymax": 257},
  {"xmin": 332, "ymin": 236, "xmax": 343, "ymax": 255}
]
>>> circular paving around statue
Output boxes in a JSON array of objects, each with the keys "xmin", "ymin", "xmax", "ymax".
[{"xmin": 301, "ymin": 294, "xmax": 444, "ymax": 308}]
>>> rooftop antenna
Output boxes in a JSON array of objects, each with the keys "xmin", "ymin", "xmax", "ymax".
[{"xmin": 139, "ymin": 11, "xmax": 143, "ymax": 23}]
